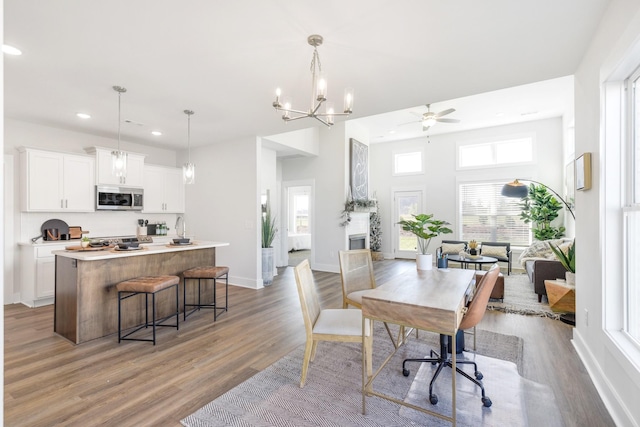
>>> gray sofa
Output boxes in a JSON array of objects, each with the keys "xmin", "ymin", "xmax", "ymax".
[
  {"xmin": 519, "ymin": 238, "xmax": 573, "ymax": 302},
  {"xmin": 524, "ymin": 259, "xmax": 568, "ymax": 302}
]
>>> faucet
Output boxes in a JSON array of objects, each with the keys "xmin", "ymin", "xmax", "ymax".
[{"xmin": 175, "ymin": 216, "xmax": 186, "ymax": 238}]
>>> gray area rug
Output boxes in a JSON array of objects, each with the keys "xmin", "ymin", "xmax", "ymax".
[
  {"xmin": 487, "ymin": 274, "xmax": 560, "ymax": 320},
  {"xmin": 182, "ymin": 324, "xmax": 560, "ymax": 426}
]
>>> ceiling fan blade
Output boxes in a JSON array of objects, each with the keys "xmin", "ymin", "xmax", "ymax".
[
  {"xmin": 398, "ymin": 120, "xmax": 420, "ymax": 127},
  {"xmin": 435, "ymin": 108, "xmax": 455, "ymax": 118},
  {"xmin": 436, "ymin": 118, "xmax": 460, "ymax": 123}
]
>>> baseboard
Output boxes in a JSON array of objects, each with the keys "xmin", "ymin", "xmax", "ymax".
[{"xmin": 572, "ymin": 329, "xmax": 637, "ymax": 427}]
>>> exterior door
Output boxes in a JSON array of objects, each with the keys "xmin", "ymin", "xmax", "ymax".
[{"xmin": 393, "ymin": 189, "xmax": 423, "ymax": 259}]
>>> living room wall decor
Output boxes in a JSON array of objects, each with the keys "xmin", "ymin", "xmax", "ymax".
[
  {"xmin": 576, "ymin": 152, "xmax": 592, "ymax": 191},
  {"xmin": 350, "ymin": 138, "xmax": 368, "ymax": 199}
]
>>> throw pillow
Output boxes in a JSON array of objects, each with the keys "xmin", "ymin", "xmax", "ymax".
[
  {"xmin": 481, "ymin": 245, "xmax": 507, "ymax": 259},
  {"xmin": 441, "ymin": 243, "xmax": 465, "ymax": 254}
]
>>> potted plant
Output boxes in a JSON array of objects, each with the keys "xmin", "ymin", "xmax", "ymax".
[
  {"xmin": 520, "ymin": 184, "xmax": 566, "ymax": 240},
  {"xmin": 550, "ymin": 241, "xmax": 575, "ymax": 286},
  {"xmin": 81, "ymin": 236, "xmax": 90, "ymax": 248},
  {"xmin": 261, "ymin": 205, "xmax": 278, "ymax": 286},
  {"xmin": 397, "ymin": 213, "xmax": 452, "ymax": 270},
  {"xmin": 468, "ymin": 240, "xmax": 479, "ymax": 255}
]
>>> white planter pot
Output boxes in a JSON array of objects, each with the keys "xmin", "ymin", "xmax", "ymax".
[
  {"xmin": 416, "ymin": 253, "xmax": 433, "ymax": 271},
  {"xmin": 565, "ymin": 271, "xmax": 576, "ymax": 287},
  {"xmin": 262, "ymin": 247, "xmax": 275, "ymax": 286}
]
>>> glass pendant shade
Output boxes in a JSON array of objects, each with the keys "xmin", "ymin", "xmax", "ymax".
[
  {"xmin": 112, "ymin": 150, "xmax": 128, "ymax": 177},
  {"xmin": 112, "ymin": 86, "xmax": 128, "ymax": 178},
  {"xmin": 183, "ymin": 162, "xmax": 195, "ymax": 184},
  {"xmin": 183, "ymin": 109, "xmax": 195, "ymax": 184}
]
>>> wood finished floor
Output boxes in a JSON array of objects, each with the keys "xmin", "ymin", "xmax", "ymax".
[{"xmin": 4, "ymin": 259, "xmax": 614, "ymax": 427}]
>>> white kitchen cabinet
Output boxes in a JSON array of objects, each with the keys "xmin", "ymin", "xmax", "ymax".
[
  {"xmin": 20, "ymin": 148, "xmax": 95, "ymax": 212},
  {"xmin": 87, "ymin": 147, "xmax": 145, "ymax": 187},
  {"xmin": 143, "ymin": 165, "xmax": 185, "ymax": 213},
  {"xmin": 20, "ymin": 243, "xmax": 65, "ymax": 307}
]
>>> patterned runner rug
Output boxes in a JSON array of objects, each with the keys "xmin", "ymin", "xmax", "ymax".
[
  {"xmin": 181, "ymin": 324, "xmax": 560, "ymax": 426},
  {"xmin": 488, "ymin": 273, "xmax": 561, "ymax": 320}
]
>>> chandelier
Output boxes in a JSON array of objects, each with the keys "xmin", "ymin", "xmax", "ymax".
[
  {"xmin": 111, "ymin": 86, "xmax": 127, "ymax": 177},
  {"xmin": 272, "ymin": 34, "xmax": 354, "ymax": 127},
  {"xmin": 183, "ymin": 110, "xmax": 195, "ymax": 184}
]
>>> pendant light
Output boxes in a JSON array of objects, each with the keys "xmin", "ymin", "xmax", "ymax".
[
  {"xmin": 183, "ymin": 110, "xmax": 195, "ymax": 184},
  {"xmin": 111, "ymin": 86, "xmax": 128, "ymax": 178}
]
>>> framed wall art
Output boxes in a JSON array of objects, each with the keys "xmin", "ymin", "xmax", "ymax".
[
  {"xmin": 576, "ymin": 152, "xmax": 592, "ymax": 191},
  {"xmin": 350, "ymin": 138, "xmax": 368, "ymax": 199}
]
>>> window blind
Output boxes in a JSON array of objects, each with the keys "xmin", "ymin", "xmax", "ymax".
[{"xmin": 460, "ymin": 181, "xmax": 531, "ymax": 246}]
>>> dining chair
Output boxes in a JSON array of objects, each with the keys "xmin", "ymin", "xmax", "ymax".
[
  {"xmin": 401, "ymin": 263, "xmax": 500, "ymax": 408},
  {"xmin": 294, "ymin": 259, "xmax": 372, "ymax": 388},
  {"xmin": 339, "ymin": 249, "xmax": 410, "ymax": 347}
]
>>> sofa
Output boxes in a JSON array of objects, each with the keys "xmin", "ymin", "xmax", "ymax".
[{"xmin": 519, "ymin": 239, "xmax": 573, "ymax": 302}]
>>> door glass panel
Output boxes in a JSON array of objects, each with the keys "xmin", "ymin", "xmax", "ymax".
[{"xmin": 394, "ymin": 190, "xmax": 422, "ymax": 258}]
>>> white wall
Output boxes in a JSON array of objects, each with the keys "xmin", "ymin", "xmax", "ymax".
[
  {"xmin": 573, "ymin": 1, "xmax": 640, "ymax": 426},
  {"xmin": 281, "ymin": 122, "xmax": 349, "ymax": 273},
  {"xmin": 184, "ymin": 136, "xmax": 261, "ymax": 288},
  {"xmin": 369, "ymin": 117, "xmax": 567, "ymax": 258}
]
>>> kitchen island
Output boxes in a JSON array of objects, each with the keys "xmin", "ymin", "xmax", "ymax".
[{"xmin": 53, "ymin": 241, "xmax": 229, "ymax": 344}]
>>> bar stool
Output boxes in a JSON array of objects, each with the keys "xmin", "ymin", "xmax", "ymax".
[
  {"xmin": 117, "ymin": 275, "xmax": 180, "ymax": 345},
  {"xmin": 183, "ymin": 266, "xmax": 229, "ymax": 321}
]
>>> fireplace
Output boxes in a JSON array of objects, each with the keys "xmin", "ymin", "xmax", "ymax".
[{"xmin": 349, "ymin": 233, "xmax": 367, "ymax": 250}]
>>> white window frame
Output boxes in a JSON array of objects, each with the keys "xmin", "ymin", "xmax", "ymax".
[
  {"xmin": 456, "ymin": 133, "xmax": 537, "ymax": 171},
  {"xmin": 392, "ymin": 149, "xmax": 424, "ymax": 176}
]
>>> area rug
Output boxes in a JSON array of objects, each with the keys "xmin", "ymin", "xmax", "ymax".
[
  {"xmin": 181, "ymin": 324, "xmax": 561, "ymax": 427},
  {"xmin": 487, "ymin": 274, "xmax": 560, "ymax": 320}
]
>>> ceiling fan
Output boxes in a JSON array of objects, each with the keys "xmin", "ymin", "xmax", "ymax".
[{"xmin": 402, "ymin": 104, "xmax": 461, "ymax": 131}]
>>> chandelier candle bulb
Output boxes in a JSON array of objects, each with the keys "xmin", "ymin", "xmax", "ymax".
[{"xmin": 344, "ymin": 88, "xmax": 354, "ymax": 113}]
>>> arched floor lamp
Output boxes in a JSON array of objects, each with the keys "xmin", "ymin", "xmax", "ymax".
[{"xmin": 501, "ymin": 179, "xmax": 576, "ymax": 325}]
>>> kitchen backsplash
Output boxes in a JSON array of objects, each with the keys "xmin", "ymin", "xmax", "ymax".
[{"xmin": 21, "ymin": 211, "xmax": 180, "ymax": 242}]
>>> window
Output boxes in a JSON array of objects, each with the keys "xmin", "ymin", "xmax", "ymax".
[
  {"xmin": 625, "ymin": 67, "xmax": 640, "ymax": 343},
  {"xmin": 393, "ymin": 151, "xmax": 423, "ymax": 175},
  {"xmin": 459, "ymin": 181, "xmax": 531, "ymax": 246},
  {"xmin": 458, "ymin": 136, "xmax": 534, "ymax": 169}
]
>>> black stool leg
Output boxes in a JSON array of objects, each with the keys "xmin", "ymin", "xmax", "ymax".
[
  {"xmin": 118, "ymin": 291, "xmax": 122, "ymax": 343},
  {"xmin": 213, "ymin": 277, "xmax": 218, "ymax": 321},
  {"xmin": 152, "ymin": 292, "xmax": 156, "ymax": 345}
]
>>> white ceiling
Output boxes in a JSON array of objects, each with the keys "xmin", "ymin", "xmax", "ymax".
[{"xmin": 4, "ymin": 1, "xmax": 608, "ymax": 152}]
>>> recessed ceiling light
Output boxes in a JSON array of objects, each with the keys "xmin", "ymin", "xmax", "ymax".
[
  {"xmin": 3, "ymin": 44, "xmax": 22, "ymax": 55},
  {"xmin": 151, "ymin": 130, "xmax": 163, "ymax": 136},
  {"xmin": 76, "ymin": 112, "xmax": 91, "ymax": 119},
  {"xmin": 495, "ymin": 112, "xmax": 505, "ymax": 117},
  {"xmin": 388, "ymin": 130, "xmax": 396, "ymax": 134}
]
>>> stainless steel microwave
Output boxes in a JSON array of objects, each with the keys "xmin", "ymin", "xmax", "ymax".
[{"xmin": 96, "ymin": 186, "xmax": 144, "ymax": 211}]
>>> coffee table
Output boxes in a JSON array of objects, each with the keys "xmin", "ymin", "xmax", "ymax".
[{"xmin": 446, "ymin": 254, "xmax": 498, "ymax": 270}]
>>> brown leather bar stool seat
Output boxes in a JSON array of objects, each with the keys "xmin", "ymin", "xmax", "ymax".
[
  {"xmin": 117, "ymin": 275, "xmax": 180, "ymax": 345},
  {"xmin": 183, "ymin": 266, "xmax": 229, "ymax": 321}
]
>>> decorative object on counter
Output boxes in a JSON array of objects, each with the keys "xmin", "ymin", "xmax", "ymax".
[
  {"xmin": 183, "ymin": 266, "xmax": 229, "ymax": 321},
  {"xmin": 397, "ymin": 213, "xmax": 453, "ymax": 271},
  {"xmin": 261, "ymin": 203, "xmax": 278, "ymax": 286},
  {"xmin": 116, "ymin": 275, "xmax": 180, "ymax": 345},
  {"xmin": 183, "ymin": 109, "xmax": 196, "ymax": 184},
  {"xmin": 31, "ymin": 219, "xmax": 70, "ymax": 242},
  {"xmin": 81, "ymin": 236, "xmax": 90, "ymax": 248},
  {"xmin": 111, "ymin": 85, "xmax": 128, "ymax": 178},
  {"xmin": 272, "ymin": 34, "xmax": 353, "ymax": 127}
]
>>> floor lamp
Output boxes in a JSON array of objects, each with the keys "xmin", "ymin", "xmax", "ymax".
[{"xmin": 501, "ymin": 179, "xmax": 576, "ymax": 325}]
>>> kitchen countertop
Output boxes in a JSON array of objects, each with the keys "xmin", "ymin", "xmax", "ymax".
[{"xmin": 52, "ymin": 240, "xmax": 229, "ymax": 261}]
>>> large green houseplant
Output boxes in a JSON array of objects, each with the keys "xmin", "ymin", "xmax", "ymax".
[
  {"xmin": 397, "ymin": 213, "xmax": 452, "ymax": 270},
  {"xmin": 261, "ymin": 206, "xmax": 278, "ymax": 286},
  {"xmin": 520, "ymin": 184, "xmax": 566, "ymax": 240}
]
